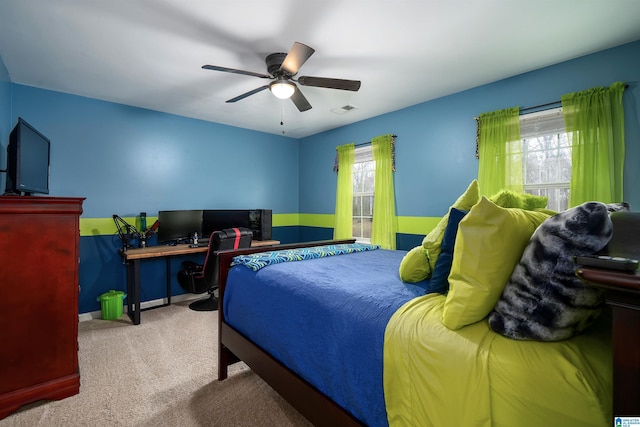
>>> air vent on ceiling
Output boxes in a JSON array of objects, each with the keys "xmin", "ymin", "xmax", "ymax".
[{"xmin": 330, "ymin": 105, "xmax": 358, "ymax": 115}]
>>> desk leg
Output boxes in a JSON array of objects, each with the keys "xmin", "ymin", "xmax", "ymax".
[
  {"xmin": 126, "ymin": 259, "xmax": 141, "ymax": 325},
  {"xmin": 126, "ymin": 260, "xmax": 133, "ymax": 323},
  {"xmin": 166, "ymin": 258, "xmax": 172, "ymax": 306},
  {"xmin": 133, "ymin": 260, "xmax": 141, "ymax": 325}
]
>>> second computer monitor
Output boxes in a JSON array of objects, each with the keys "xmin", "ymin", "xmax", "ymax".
[{"xmin": 201, "ymin": 210, "xmax": 250, "ymax": 239}]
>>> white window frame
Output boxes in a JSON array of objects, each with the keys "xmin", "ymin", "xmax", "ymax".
[
  {"xmin": 519, "ymin": 107, "xmax": 571, "ymax": 212},
  {"xmin": 352, "ymin": 145, "xmax": 374, "ymax": 243}
]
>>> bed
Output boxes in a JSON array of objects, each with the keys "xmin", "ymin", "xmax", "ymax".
[{"xmin": 215, "ymin": 239, "xmax": 612, "ymax": 427}]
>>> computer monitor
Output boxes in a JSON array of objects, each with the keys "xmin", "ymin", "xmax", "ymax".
[
  {"xmin": 157, "ymin": 210, "xmax": 203, "ymax": 244},
  {"xmin": 202, "ymin": 210, "xmax": 250, "ymax": 239}
]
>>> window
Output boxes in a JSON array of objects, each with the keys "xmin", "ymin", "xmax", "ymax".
[
  {"xmin": 352, "ymin": 146, "xmax": 374, "ymax": 242},
  {"xmin": 520, "ymin": 108, "xmax": 570, "ymax": 211}
]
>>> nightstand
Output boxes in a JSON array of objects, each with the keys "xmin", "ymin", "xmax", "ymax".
[{"xmin": 576, "ymin": 267, "xmax": 640, "ymax": 416}]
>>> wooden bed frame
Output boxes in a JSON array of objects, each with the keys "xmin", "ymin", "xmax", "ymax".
[
  {"xmin": 216, "ymin": 239, "xmax": 365, "ymax": 427},
  {"xmin": 215, "ymin": 215, "xmax": 640, "ymax": 423}
]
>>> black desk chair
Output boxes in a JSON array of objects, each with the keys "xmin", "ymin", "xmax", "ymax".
[{"xmin": 177, "ymin": 227, "xmax": 253, "ymax": 311}]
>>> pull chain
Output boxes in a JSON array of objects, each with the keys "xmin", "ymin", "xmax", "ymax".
[{"xmin": 280, "ymin": 102, "xmax": 285, "ymax": 134}]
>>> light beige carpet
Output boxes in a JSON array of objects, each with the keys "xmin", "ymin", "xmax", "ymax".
[{"xmin": 0, "ymin": 301, "xmax": 312, "ymax": 427}]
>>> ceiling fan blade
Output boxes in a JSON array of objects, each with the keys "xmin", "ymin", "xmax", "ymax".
[
  {"xmin": 290, "ymin": 86, "xmax": 312, "ymax": 112},
  {"xmin": 226, "ymin": 85, "xmax": 270, "ymax": 103},
  {"xmin": 297, "ymin": 76, "xmax": 361, "ymax": 92},
  {"xmin": 202, "ymin": 65, "xmax": 271, "ymax": 79},
  {"xmin": 280, "ymin": 42, "xmax": 315, "ymax": 76}
]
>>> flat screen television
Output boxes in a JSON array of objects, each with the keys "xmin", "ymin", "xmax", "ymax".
[
  {"xmin": 4, "ymin": 118, "xmax": 51, "ymax": 195},
  {"xmin": 157, "ymin": 210, "xmax": 203, "ymax": 244}
]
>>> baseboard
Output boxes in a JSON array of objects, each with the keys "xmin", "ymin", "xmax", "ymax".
[{"xmin": 78, "ymin": 293, "xmax": 202, "ymax": 322}]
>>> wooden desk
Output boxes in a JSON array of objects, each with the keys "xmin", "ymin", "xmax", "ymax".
[
  {"xmin": 576, "ymin": 267, "xmax": 640, "ymax": 417},
  {"xmin": 120, "ymin": 240, "xmax": 280, "ymax": 324}
]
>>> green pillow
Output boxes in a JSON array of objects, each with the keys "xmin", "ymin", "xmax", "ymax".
[
  {"xmin": 398, "ymin": 246, "xmax": 430, "ymax": 282},
  {"xmin": 489, "ymin": 189, "xmax": 548, "ymax": 211},
  {"xmin": 489, "ymin": 189, "xmax": 525, "ymax": 208},
  {"xmin": 535, "ymin": 208, "xmax": 558, "ymax": 216},
  {"xmin": 442, "ymin": 197, "xmax": 551, "ymax": 330},
  {"xmin": 421, "ymin": 180, "xmax": 480, "ymax": 274},
  {"xmin": 521, "ymin": 193, "xmax": 548, "ymax": 210}
]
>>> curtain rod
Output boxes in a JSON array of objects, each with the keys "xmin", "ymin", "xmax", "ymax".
[
  {"xmin": 354, "ymin": 134, "xmax": 397, "ymax": 147},
  {"xmin": 476, "ymin": 83, "xmax": 630, "ymax": 119},
  {"xmin": 519, "ymin": 101, "xmax": 561, "ymax": 114}
]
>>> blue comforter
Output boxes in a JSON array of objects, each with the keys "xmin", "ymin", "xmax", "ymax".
[{"xmin": 223, "ymin": 249, "xmax": 428, "ymax": 427}]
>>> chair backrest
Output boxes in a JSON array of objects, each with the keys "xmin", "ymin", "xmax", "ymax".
[{"xmin": 202, "ymin": 227, "xmax": 253, "ymax": 286}]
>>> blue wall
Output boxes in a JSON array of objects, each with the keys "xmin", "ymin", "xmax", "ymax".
[
  {"xmin": 299, "ymin": 40, "xmax": 640, "ymax": 247},
  {"xmin": 2, "ymin": 40, "xmax": 639, "ymax": 314},
  {"xmin": 7, "ymin": 85, "xmax": 301, "ymax": 314},
  {"xmin": 10, "ymin": 86, "xmax": 300, "ymax": 217}
]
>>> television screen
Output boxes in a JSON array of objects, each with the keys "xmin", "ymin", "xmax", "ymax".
[
  {"xmin": 157, "ymin": 210, "xmax": 203, "ymax": 243},
  {"xmin": 5, "ymin": 118, "xmax": 51, "ymax": 195}
]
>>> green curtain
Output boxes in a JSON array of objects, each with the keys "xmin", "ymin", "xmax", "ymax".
[
  {"xmin": 476, "ymin": 107, "xmax": 522, "ymax": 196},
  {"xmin": 371, "ymin": 134, "xmax": 397, "ymax": 249},
  {"xmin": 333, "ymin": 143, "xmax": 354, "ymax": 239},
  {"xmin": 562, "ymin": 82, "xmax": 625, "ymax": 206}
]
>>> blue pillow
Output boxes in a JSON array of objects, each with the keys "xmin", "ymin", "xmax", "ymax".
[{"xmin": 426, "ymin": 207, "xmax": 468, "ymax": 294}]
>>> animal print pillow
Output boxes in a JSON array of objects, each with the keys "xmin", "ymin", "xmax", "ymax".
[
  {"xmin": 606, "ymin": 201, "xmax": 630, "ymax": 212},
  {"xmin": 489, "ymin": 202, "xmax": 613, "ymax": 341}
]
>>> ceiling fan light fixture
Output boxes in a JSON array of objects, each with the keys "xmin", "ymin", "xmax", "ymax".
[{"xmin": 270, "ymin": 78, "xmax": 295, "ymax": 99}]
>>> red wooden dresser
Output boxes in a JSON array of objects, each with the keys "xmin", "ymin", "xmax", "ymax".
[{"xmin": 0, "ymin": 196, "xmax": 84, "ymax": 419}]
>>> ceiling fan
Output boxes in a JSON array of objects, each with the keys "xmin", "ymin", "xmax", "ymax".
[{"xmin": 202, "ymin": 42, "xmax": 361, "ymax": 112}]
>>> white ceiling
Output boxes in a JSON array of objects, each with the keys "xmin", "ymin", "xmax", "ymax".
[{"xmin": 1, "ymin": 1, "xmax": 639, "ymax": 138}]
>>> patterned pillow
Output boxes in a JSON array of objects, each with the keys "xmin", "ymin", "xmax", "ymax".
[
  {"xmin": 232, "ymin": 243, "xmax": 379, "ymax": 271},
  {"xmin": 489, "ymin": 202, "xmax": 613, "ymax": 341}
]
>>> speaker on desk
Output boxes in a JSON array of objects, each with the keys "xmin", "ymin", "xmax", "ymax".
[
  {"xmin": 249, "ymin": 209, "xmax": 272, "ymax": 241},
  {"xmin": 260, "ymin": 209, "xmax": 272, "ymax": 240}
]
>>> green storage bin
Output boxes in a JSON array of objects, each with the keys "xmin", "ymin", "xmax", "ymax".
[{"xmin": 97, "ymin": 290, "xmax": 127, "ymax": 320}]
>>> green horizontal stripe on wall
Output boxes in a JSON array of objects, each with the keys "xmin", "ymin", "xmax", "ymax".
[
  {"xmin": 81, "ymin": 215, "xmax": 289, "ymax": 237},
  {"xmin": 80, "ymin": 217, "xmax": 144, "ymax": 237},
  {"xmin": 298, "ymin": 213, "xmax": 335, "ymax": 228},
  {"xmin": 272, "ymin": 213, "xmax": 299, "ymax": 227},
  {"xmin": 80, "ymin": 214, "xmax": 440, "ymax": 237},
  {"xmin": 298, "ymin": 214, "xmax": 439, "ymax": 236}
]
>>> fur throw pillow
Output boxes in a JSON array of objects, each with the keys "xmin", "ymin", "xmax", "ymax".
[
  {"xmin": 489, "ymin": 202, "xmax": 613, "ymax": 341},
  {"xmin": 606, "ymin": 201, "xmax": 631, "ymax": 212}
]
